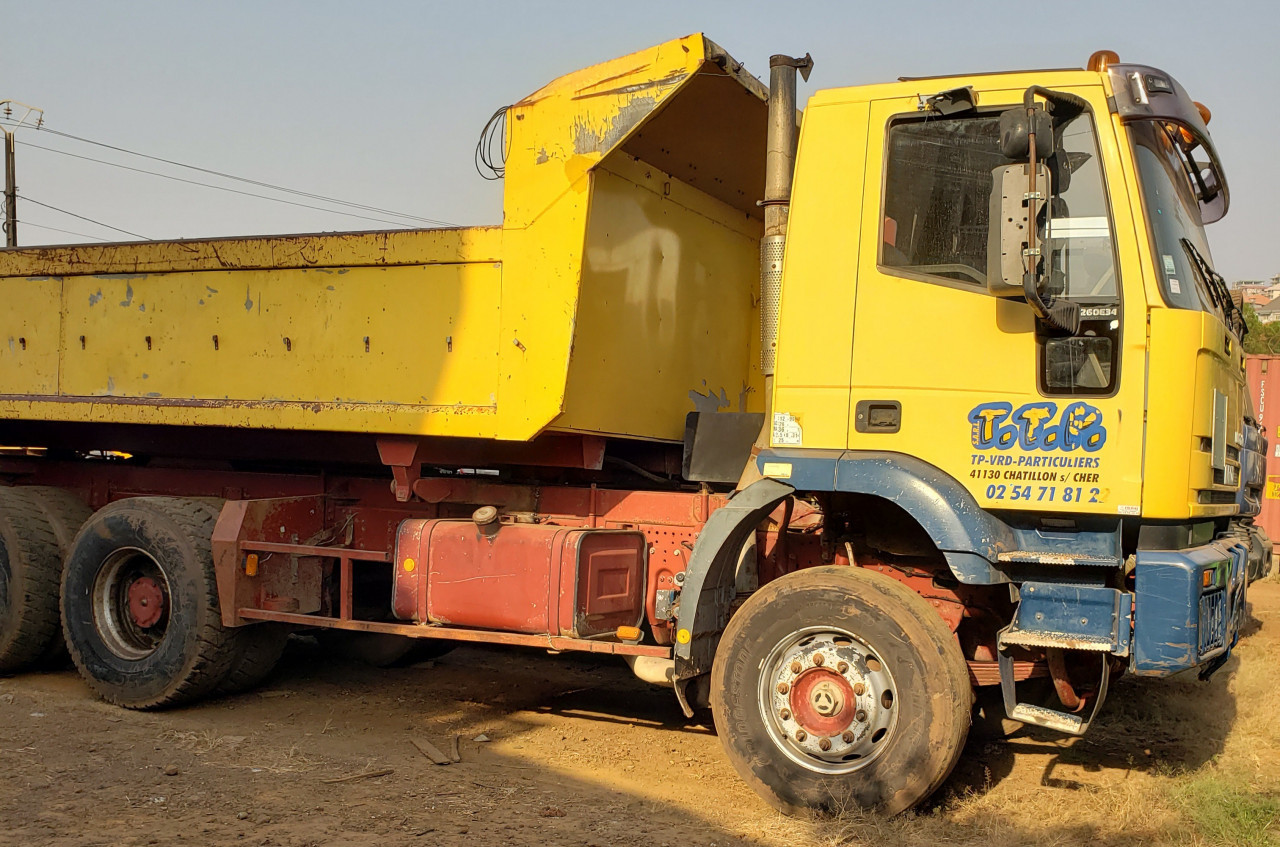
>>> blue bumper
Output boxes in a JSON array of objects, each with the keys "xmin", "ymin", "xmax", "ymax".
[{"xmin": 1131, "ymin": 538, "xmax": 1248, "ymax": 676}]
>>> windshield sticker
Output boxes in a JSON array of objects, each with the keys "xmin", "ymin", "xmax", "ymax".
[
  {"xmin": 968, "ymin": 402, "xmax": 1109, "ymax": 503},
  {"xmin": 1169, "ymin": 278, "xmax": 1182, "ymax": 294},
  {"xmin": 1162, "ymin": 254, "xmax": 1177, "ymax": 276}
]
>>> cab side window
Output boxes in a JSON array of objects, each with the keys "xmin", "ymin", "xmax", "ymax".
[{"xmin": 881, "ymin": 115, "xmax": 1003, "ymax": 288}]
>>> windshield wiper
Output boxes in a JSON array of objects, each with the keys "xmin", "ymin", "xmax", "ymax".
[{"xmin": 1181, "ymin": 237, "xmax": 1245, "ymax": 338}]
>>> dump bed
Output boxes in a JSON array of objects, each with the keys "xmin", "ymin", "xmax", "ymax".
[{"xmin": 0, "ymin": 34, "xmax": 766, "ymax": 445}]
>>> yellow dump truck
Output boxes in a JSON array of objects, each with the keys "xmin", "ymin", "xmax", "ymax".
[{"xmin": 0, "ymin": 35, "xmax": 1252, "ymax": 814}]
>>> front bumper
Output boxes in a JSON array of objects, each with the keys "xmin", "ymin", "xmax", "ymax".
[{"xmin": 1131, "ymin": 538, "xmax": 1247, "ymax": 676}]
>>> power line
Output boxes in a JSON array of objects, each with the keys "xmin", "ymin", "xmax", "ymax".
[
  {"xmin": 19, "ymin": 139, "xmax": 430, "ymax": 230},
  {"xmin": 18, "ymin": 194, "xmax": 148, "ymax": 239},
  {"xmin": 1, "ymin": 118, "xmax": 457, "ymax": 227},
  {"xmin": 20, "ymin": 221, "xmax": 110, "ymax": 242}
]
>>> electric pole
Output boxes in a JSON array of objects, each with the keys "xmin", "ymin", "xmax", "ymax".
[{"xmin": 0, "ymin": 101, "xmax": 46, "ymax": 248}]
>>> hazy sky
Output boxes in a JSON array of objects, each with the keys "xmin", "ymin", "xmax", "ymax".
[{"xmin": 4, "ymin": 0, "xmax": 1277, "ymax": 282}]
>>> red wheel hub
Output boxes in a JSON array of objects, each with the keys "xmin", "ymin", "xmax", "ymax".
[
  {"xmin": 789, "ymin": 668, "xmax": 855, "ymax": 737},
  {"xmin": 127, "ymin": 577, "xmax": 165, "ymax": 628}
]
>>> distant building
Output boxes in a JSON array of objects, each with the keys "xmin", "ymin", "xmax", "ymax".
[
  {"xmin": 1237, "ymin": 282, "xmax": 1271, "ymax": 307},
  {"xmin": 1255, "ymin": 297, "xmax": 1280, "ymax": 324}
]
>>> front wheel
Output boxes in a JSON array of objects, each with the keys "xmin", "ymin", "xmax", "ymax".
[{"xmin": 711, "ymin": 566, "xmax": 971, "ymax": 815}]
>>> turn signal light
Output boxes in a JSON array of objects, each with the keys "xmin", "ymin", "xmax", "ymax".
[
  {"xmin": 616, "ymin": 625, "xmax": 642, "ymax": 642},
  {"xmin": 245, "ymin": 553, "xmax": 259, "ymax": 577},
  {"xmin": 1194, "ymin": 101, "xmax": 1212, "ymax": 125},
  {"xmin": 1201, "ymin": 569, "xmax": 1213, "ymax": 588}
]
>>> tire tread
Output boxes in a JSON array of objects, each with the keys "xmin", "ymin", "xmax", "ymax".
[{"xmin": 0, "ymin": 487, "xmax": 68, "ymax": 673}]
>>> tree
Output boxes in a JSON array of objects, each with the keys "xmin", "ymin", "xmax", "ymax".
[{"xmin": 1243, "ymin": 303, "xmax": 1280, "ymax": 354}]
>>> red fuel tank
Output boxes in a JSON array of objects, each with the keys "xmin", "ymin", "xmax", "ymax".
[{"xmin": 392, "ymin": 518, "xmax": 646, "ymax": 639}]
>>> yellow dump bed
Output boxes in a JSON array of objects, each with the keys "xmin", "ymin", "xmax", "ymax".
[{"xmin": 0, "ymin": 34, "xmax": 766, "ymax": 444}]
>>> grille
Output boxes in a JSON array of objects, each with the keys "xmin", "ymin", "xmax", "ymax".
[{"xmin": 1198, "ymin": 588, "xmax": 1226, "ymax": 655}]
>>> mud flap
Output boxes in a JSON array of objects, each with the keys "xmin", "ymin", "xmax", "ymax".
[{"xmin": 672, "ymin": 478, "xmax": 795, "ymax": 716}]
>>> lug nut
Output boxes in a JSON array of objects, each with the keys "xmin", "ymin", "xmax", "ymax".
[
  {"xmin": 795, "ymin": 729, "xmax": 808, "ymax": 742},
  {"xmin": 777, "ymin": 682, "xmax": 790, "ymax": 695},
  {"xmin": 837, "ymin": 661, "xmax": 849, "ymax": 674},
  {"xmin": 842, "ymin": 731, "xmax": 855, "ymax": 743},
  {"xmin": 819, "ymin": 738, "xmax": 832, "ymax": 752},
  {"xmin": 853, "ymin": 682, "xmax": 866, "ymax": 696},
  {"xmin": 790, "ymin": 661, "xmax": 802, "ymax": 674},
  {"xmin": 813, "ymin": 653, "xmax": 825, "ymax": 666},
  {"xmin": 780, "ymin": 708, "xmax": 791, "ymax": 721},
  {"xmin": 855, "ymin": 709, "xmax": 868, "ymax": 722}
]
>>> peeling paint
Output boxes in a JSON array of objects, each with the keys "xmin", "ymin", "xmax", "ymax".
[
  {"xmin": 536, "ymin": 148, "xmax": 550, "ymax": 164},
  {"xmin": 138, "ymin": 303, "xmax": 146, "ymax": 312},
  {"xmin": 118, "ymin": 282, "xmax": 134, "ymax": 308},
  {"xmin": 244, "ymin": 286, "xmax": 254, "ymax": 312},
  {"xmin": 688, "ymin": 386, "xmax": 730, "ymax": 415},
  {"xmin": 572, "ymin": 95, "xmax": 657, "ymax": 155},
  {"xmin": 206, "ymin": 285, "xmax": 219, "ymax": 295},
  {"xmin": 88, "ymin": 289, "xmax": 103, "ymax": 306}
]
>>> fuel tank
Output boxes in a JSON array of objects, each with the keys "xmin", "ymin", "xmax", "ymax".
[{"xmin": 392, "ymin": 517, "xmax": 646, "ymax": 639}]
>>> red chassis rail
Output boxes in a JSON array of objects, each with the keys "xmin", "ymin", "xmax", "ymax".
[{"xmin": 0, "ymin": 454, "xmax": 1036, "ymax": 682}]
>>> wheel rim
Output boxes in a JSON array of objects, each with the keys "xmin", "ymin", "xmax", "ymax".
[
  {"xmin": 757, "ymin": 626, "xmax": 898, "ymax": 775},
  {"xmin": 92, "ymin": 547, "xmax": 172, "ymax": 660}
]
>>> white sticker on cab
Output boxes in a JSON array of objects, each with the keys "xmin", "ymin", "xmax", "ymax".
[{"xmin": 772, "ymin": 412, "xmax": 803, "ymax": 446}]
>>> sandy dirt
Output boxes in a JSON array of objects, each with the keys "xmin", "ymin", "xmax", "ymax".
[{"xmin": 1, "ymin": 582, "xmax": 1277, "ymax": 847}]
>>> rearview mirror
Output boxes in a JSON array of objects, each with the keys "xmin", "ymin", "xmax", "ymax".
[{"xmin": 998, "ymin": 106, "xmax": 1053, "ymax": 159}]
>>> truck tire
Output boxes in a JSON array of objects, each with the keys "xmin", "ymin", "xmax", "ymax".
[
  {"xmin": 317, "ymin": 630, "xmax": 454, "ymax": 668},
  {"xmin": 0, "ymin": 488, "xmax": 65, "ymax": 673},
  {"xmin": 24, "ymin": 487, "xmax": 93, "ymax": 667},
  {"xmin": 217, "ymin": 624, "xmax": 289, "ymax": 695},
  {"xmin": 710, "ymin": 565, "xmax": 971, "ymax": 815},
  {"xmin": 61, "ymin": 497, "xmax": 240, "ymax": 708}
]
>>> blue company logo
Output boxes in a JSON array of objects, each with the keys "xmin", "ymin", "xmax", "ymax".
[{"xmin": 969, "ymin": 401, "xmax": 1106, "ymax": 452}]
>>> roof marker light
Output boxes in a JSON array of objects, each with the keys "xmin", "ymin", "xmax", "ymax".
[{"xmin": 1087, "ymin": 50, "xmax": 1119, "ymax": 72}]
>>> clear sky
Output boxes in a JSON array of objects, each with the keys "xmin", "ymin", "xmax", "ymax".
[{"xmin": 4, "ymin": 0, "xmax": 1277, "ymax": 282}]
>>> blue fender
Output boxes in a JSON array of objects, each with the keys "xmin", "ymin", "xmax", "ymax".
[{"xmin": 759, "ymin": 448, "xmax": 1014, "ymax": 585}]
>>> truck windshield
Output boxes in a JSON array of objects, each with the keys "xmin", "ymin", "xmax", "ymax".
[{"xmin": 1128, "ymin": 120, "xmax": 1224, "ymax": 320}]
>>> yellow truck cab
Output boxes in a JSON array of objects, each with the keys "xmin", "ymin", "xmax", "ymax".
[{"xmin": 690, "ymin": 50, "xmax": 1250, "ymax": 808}]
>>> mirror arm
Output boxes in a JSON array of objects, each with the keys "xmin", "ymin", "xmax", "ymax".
[{"xmin": 1019, "ymin": 86, "xmax": 1082, "ymax": 335}]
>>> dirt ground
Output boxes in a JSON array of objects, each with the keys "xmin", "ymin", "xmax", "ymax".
[{"xmin": 2, "ymin": 582, "xmax": 1278, "ymax": 847}]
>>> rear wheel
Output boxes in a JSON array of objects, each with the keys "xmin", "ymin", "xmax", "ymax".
[
  {"xmin": 25, "ymin": 487, "xmax": 92, "ymax": 667},
  {"xmin": 61, "ymin": 497, "xmax": 240, "ymax": 708},
  {"xmin": 0, "ymin": 488, "xmax": 65, "ymax": 673},
  {"xmin": 218, "ymin": 623, "xmax": 289, "ymax": 695},
  {"xmin": 711, "ymin": 566, "xmax": 971, "ymax": 815},
  {"xmin": 317, "ymin": 630, "xmax": 454, "ymax": 667}
]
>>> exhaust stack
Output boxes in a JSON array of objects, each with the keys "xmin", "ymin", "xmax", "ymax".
[{"xmin": 740, "ymin": 52, "xmax": 812, "ymax": 488}]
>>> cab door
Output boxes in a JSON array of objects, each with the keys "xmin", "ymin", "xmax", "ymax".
[{"xmin": 845, "ymin": 89, "xmax": 1145, "ymax": 516}]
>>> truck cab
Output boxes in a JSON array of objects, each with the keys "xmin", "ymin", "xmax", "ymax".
[
  {"xmin": 685, "ymin": 51, "xmax": 1252, "ymax": 810},
  {"xmin": 728, "ymin": 53, "xmax": 1248, "ymax": 732}
]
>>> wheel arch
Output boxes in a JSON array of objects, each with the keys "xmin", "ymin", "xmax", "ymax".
[{"xmin": 761, "ymin": 449, "xmax": 1012, "ymax": 585}]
